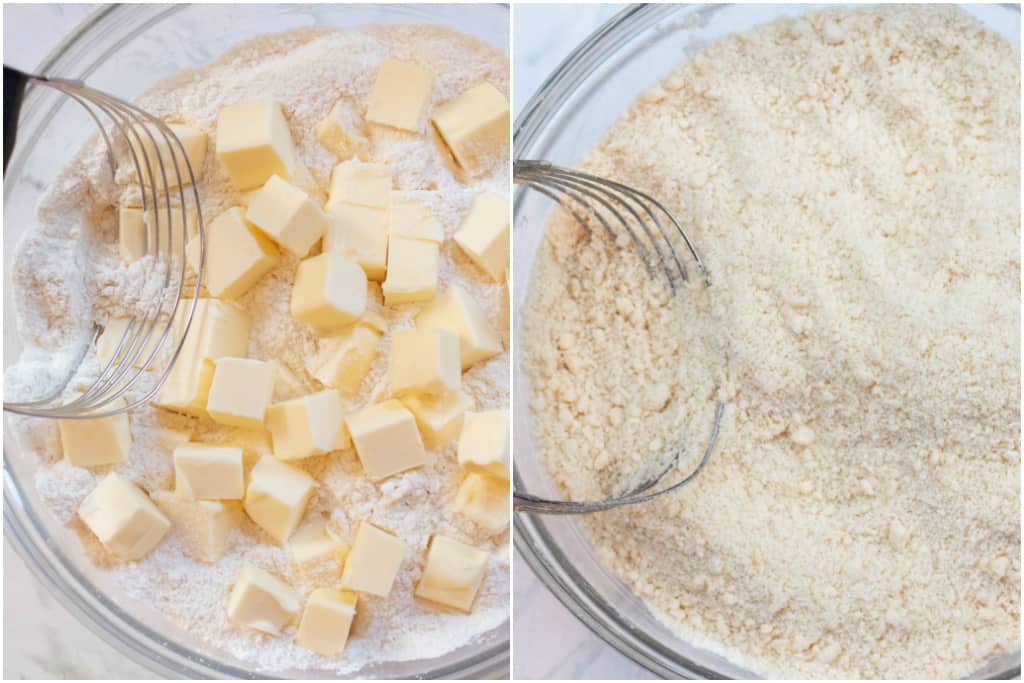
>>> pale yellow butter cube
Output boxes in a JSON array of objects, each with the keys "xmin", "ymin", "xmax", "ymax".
[
  {"xmin": 216, "ymin": 100, "xmax": 296, "ymax": 190},
  {"xmin": 206, "ymin": 357, "xmax": 276, "ymax": 429},
  {"xmin": 154, "ymin": 426, "xmax": 192, "ymax": 450},
  {"xmin": 78, "ymin": 472, "xmax": 170, "ymax": 561},
  {"xmin": 246, "ymin": 175, "xmax": 327, "ymax": 257},
  {"xmin": 382, "ymin": 236, "xmax": 438, "ymax": 305},
  {"xmin": 390, "ymin": 328, "xmax": 461, "ymax": 397},
  {"xmin": 312, "ymin": 324, "xmax": 381, "ymax": 395},
  {"xmin": 315, "ymin": 100, "xmax": 369, "ymax": 161},
  {"xmin": 58, "ymin": 400, "xmax": 132, "ymax": 469},
  {"xmin": 227, "ymin": 561, "xmax": 301, "ymax": 635},
  {"xmin": 291, "ymin": 253, "xmax": 368, "ymax": 330},
  {"xmin": 457, "ymin": 410, "xmax": 509, "ymax": 480},
  {"xmin": 96, "ymin": 318, "xmax": 165, "ymax": 368},
  {"xmin": 345, "ymin": 399, "xmax": 427, "ymax": 480},
  {"xmin": 431, "ymin": 82, "xmax": 509, "ymax": 173},
  {"xmin": 173, "ymin": 443, "xmax": 244, "ymax": 501},
  {"xmin": 152, "ymin": 491, "xmax": 238, "ymax": 563},
  {"xmin": 120, "ymin": 205, "xmax": 195, "ymax": 262},
  {"xmin": 193, "ymin": 207, "xmax": 280, "ymax": 300},
  {"xmin": 454, "ymin": 472, "xmax": 509, "ymax": 535},
  {"xmin": 366, "ymin": 59, "xmax": 433, "ymax": 133},
  {"xmin": 289, "ymin": 518, "xmax": 348, "ymax": 570},
  {"xmin": 243, "ymin": 455, "xmax": 317, "ymax": 544},
  {"xmin": 266, "ymin": 389, "xmax": 350, "ymax": 460},
  {"xmin": 326, "ymin": 161, "xmax": 391, "ymax": 210},
  {"xmin": 130, "ymin": 122, "xmax": 207, "ymax": 188},
  {"xmin": 415, "ymin": 535, "xmax": 489, "ymax": 612},
  {"xmin": 454, "ymin": 193, "xmax": 509, "ymax": 282},
  {"xmin": 390, "ymin": 194, "xmax": 443, "ymax": 243},
  {"xmin": 296, "ymin": 589, "xmax": 358, "ymax": 658},
  {"xmin": 416, "ymin": 285, "xmax": 502, "ymax": 370},
  {"xmin": 118, "ymin": 206, "xmax": 147, "ymax": 261},
  {"xmin": 400, "ymin": 390, "xmax": 473, "ymax": 447},
  {"xmin": 360, "ymin": 309, "xmax": 389, "ymax": 335},
  {"xmin": 324, "ymin": 204, "xmax": 388, "ymax": 281},
  {"xmin": 340, "ymin": 521, "xmax": 405, "ymax": 597}
]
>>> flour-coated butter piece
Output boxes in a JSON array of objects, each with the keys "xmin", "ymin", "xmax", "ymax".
[
  {"xmin": 266, "ymin": 389, "xmax": 350, "ymax": 460},
  {"xmin": 345, "ymin": 399, "xmax": 427, "ymax": 480},
  {"xmin": 381, "ymin": 236, "xmax": 439, "ymax": 305},
  {"xmin": 195, "ymin": 207, "xmax": 280, "ymax": 300},
  {"xmin": 118, "ymin": 206, "xmax": 147, "ymax": 261},
  {"xmin": 312, "ymin": 324, "xmax": 381, "ymax": 395},
  {"xmin": 315, "ymin": 100, "xmax": 369, "ymax": 161},
  {"xmin": 454, "ymin": 472, "xmax": 509, "ymax": 535},
  {"xmin": 430, "ymin": 82, "xmax": 508, "ymax": 173},
  {"xmin": 289, "ymin": 518, "xmax": 348, "ymax": 570},
  {"xmin": 324, "ymin": 203, "xmax": 388, "ymax": 281},
  {"xmin": 96, "ymin": 318, "xmax": 165, "ymax": 369},
  {"xmin": 58, "ymin": 399, "xmax": 132, "ymax": 469},
  {"xmin": 389, "ymin": 194, "xmax": 443, "ymax": 243},
  {"xmin": 366, "ymin": 59, "xmax": 433, "ymax": 133},
  {"xmin": 295, "ymin": 589, "xmax": 358, "ymax": 658},
  {"xmin": 121, "ymin": 205, "xmax": 196, "ymax": 262},
  {"xmin": 416, "ymin": 285, "xmax": 501, "ymax": 370},
  {"xmin": 457, "ymin": 410, "xmax": 509, "ymax": 480},
  {"xmin": 216, "ymin": 100, "xmax": 296, "ymax": 190},
  {"xmin": 291, "ymin": 253, "xmax": 368, "ymax": 330},
  {"xmin": 400, "ymin": 389, "xmax": 473, "ymax": 447},
  {"xmin": 227, "ymin": 561, "xmax": 301, "ymax": 635},
  {"xmin": 326, "ymin": 160, "xmax": 391, "ymax": 210},
  {"xmin": 454, "ymin": 192, "xmax": 509, "ymax": 282},
  {"xmin": 152, "ymin": 491, "xmax": 238, "ymax": 563},
  {"xmin": 243, "ymin": 455, "xmax": 317, "ymax": 544},
  {"xmin": 206, "ymin": 357, "xmax": 276, "ymax": 430},
  {"xmin": 130, "ymin": 122, "xmax": 208, "ymax": 189},
  {"xmin": 339, "ymin": 521, "xmax": 405, "ymax": 597},
  {"xmin": 414, "ymin": 535, "xmax": 489, "ymax": 612},
  {"xmin": 173, "ymin": 443, "xmax": 245, "ymax": 500},
  {"xmin": 390, "ymin": 327, "xmax": 461, "ymax": 397},
  {"xmin": 245, "ymin": 175, "xmax": 327, "ymax": 257},
  {"xmin": 78, "ymin": 472, "xmax": 170, "ymax": 561}
]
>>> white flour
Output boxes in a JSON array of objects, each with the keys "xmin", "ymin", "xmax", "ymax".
[
  {"xmin": 7, "ymin": 25, "xmax": 509, "ymax": 674},
  {"xmin": 522, "ymin": 6, "xmax": 1019, "ymax": 679}
]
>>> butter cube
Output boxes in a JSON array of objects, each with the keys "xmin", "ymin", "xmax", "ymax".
[
  {"xmin": 216, "ymin": 100, "xmax": 296, "ymax": 190},
  {"xmin": 416, "ymin": 285, "xmax": 502, "ymax": 370},
  {"xmin": 390, "ymin": 328, "xmax": 461, "ymax": 397},
  {"xmin": 345, "ymin": 399, "xmax": 427, "ymax": 480},
  {"xmin": 58, "ymin": 401, "xmax": 132, "ymax": 469},
  {"xmin": 326, "ymin": 161, "xmax": 391, "ymax": 210},
  {"xmin": 291, "ymin": 253, "xmax": 368, "ymax": 330},
  {"xmin": 454, "ymin": 193, "xmax": 509, "ymax": 282},
  {"xmin": 155, "ymin": 426, "xmax": 192, "ymax": 450},
  {"xmin": 246, "ymin": 175, "xmax": 327, "ymax": 257},
  {"xmin": 120, "ymin": 206, "xmax": 196, "ymax": 262},
  {"xmin": 312, "ymin": 324, "xmax": 381, "ymax": 395},
  {"xmin": 152, "ymin": 491, "xmax": 238, "ymax": 563},
  {"xmin": 244, "ymin": 455, "xmax": 317, "ymax": 544},
  {"xmin": 400, "ymin": 390, "xmax": 473, "ymax": 447},
  {"xmin": 96, "ymin": 318, "xmax": 164, "ymax": 368},
  {"xmin": 366, "ymin": 59, "xmax": 433, "ymax": 133},
  {"xmin": 227, "ymin": 561, "xmax": 301, "ymax": 635},
  {"xmin": 340, "ymin": 521, "xmax": 405, "ymax": 596},
  {"xmin": 360, "ymin": 309, "xmax": 389, "ymax": 335},
  {"xmin": 206, "ymin": 357, "xmax": 276, "ymax": 429},
  {"xmin": 118, "ymin": 206, "xmax": 147, "ymax": 261},
  {"xmin": 78, "ymin": 473, "xmax": 170, "ymax": 561},
  {"xmin": 431, "ymin": 82, "xmax": 509, "ymax": 173},
  {"xmin": 382, "ymin": 236, "xmax": 439, "ymax": 305},
  {"xmin": 173, "ymin": 443, "xmax": 244, "ymax": 500},
  {"xmin": 315, "ymin": 100, "xmax": 369, "ymax": 161},
  {"xmin": 457, "ymin": 410, "xmax": 509, "ymax": 480},
  {"xmin": 130, "ymin": 122, "xmax": 208, "ymax": 188},
  {"xmin": 415, "ymin": 535, "xmax": 489, "ymax": 612},
  {"xmin": 390, "ymin": 194, "xmax": 443, "ymax": 243},
  {"xmin": 266, "ymin": 390, "xmax": 350, "ymax": 460},
  {"xmin": 193, "ymin": 207, "xmax": 279, "ymax": 300},
  {"xmin": 324, "ymin": 204, "xmax": 388, "ymax": 281},
  {"xmin": 290, "ymin": 518, "xmax": 348, "ymax": 570},
  {"xmin": 296, "ymin": 589, "xmax": 358, "ymax": 658},
  {"xmin": 454, "ymin": 472, "xmax": 509, "ymax": 534}
]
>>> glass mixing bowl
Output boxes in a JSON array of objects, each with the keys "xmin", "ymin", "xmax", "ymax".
[
  {"xmin": 3, "ymin": 4, "xmax": 509, "ymax": 678},
  {"xmin": 512, "ymin": 4, "xmax": 1021, "ymax": 679}
]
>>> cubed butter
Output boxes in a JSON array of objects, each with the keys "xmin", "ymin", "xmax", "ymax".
[
  {"xmin": 78, "ymin": 472, "xmax": 170, "ymax": 561},
  {"xmin": 366, "ymin": 59, "xmax": 433, "ymax": 133},
  {"xmin": 390, "ymin": 328, "xmax": 461, "ymax": 397},
  {"xmin": 326, "ymin": 161, "xmax": 391, "ymax": 210},
  {"xmin": 173, "ymin": 443, "xmax": 244, "ymax": 500},
  {"xmin": 345, "ymin": 399, "xmax": 427, "ymax": 480},
  {"xmin": 289, "ymin": 518, "xmax": 348, "ymax": 570},
  {"xmin": 120, "ymin": 205, "xmax": 196, "ymax": 262},
  {"xmin": 295, "ymin": 589, "xmax": 358, "ymax": 658},
  {"xmin": 324, "ymin": 204, "xmax": 388, "ymax": 281},
  {"xmin": 454, "ymin": 192, "xmax": 509, "ymax": 282},
  {"xmin": 227, "ymin": 561, "xmax": 301, "ymax": 635},
  {"xmin": 414, "ymin": 535, "xmax": 489, "ymax": 612},
  {"xmin": 96, "ymin": 318, "xmax": 164, "ymax": 368},
  {"xmin": 315, "ymin": 100, "xmax": 369, "ymax": 161},
  {"xmin": 416, "ymin": 285, "xmax": 502, "ymax": 370},
  {"xmin": 216, "ymin": 100, "xmax": 296, "ymax": 190},
  {"xmin": 190, "ymin": 207, "xmax": 279, "ymax": 300},
  {"xmin": 381, "ymin": 236, "xmax": 438, "ymax": 305},
  {"xmin": 291, "ymin": 253, "xmax": 368, "ymax": 330},
  {"xmin": 312, "ymin": 324, "xmax": 381, "ymax": 395},
  {"xmin": 431, "ymin": 82, "xmax": 509, "ymax": 173},
  {"xmin": 58, "ymin": 400, "xmax": 131, "ymax": 469},
  {"xmin": 266, "ymin": 389, "xmax": 350, "ymax": 460},
  {"xmin": 454, "ymin": 472, "xmax": 509, "ymax": 534},
  {"xmin": 118, "ymin": 206, "xmax": 146, "ymax": 261},
  {"xmin": 152, "ymin": 491, "xmax": 238, "ymax": 563},
  {"xmin": 400, "ymin": 390, "xmax": 473, "ymax": 447},
  {"xmin": 206, "ymin": 357, "xmax": 276, "ymax": 429},
  {"xmin": 457, "ymin": 410, "xmax": 509, "ymax": 480},
  {"xmin": 340, "ymin": 521, "xmax": 405, "ymax": 597},
  {"xmin": 390, "ymin": 194, "xmax": 443, "ymax": 243},
  {"xmin": 246, "ymin": 175, "xmax": 327, "ymax": 257},
  {"xmin": 129, "ymin": 122, "xmax": 207, "ymax": 188},
  {"xmin": 244, "ymin": 455, "xmax": 317, "ymax": 544}
]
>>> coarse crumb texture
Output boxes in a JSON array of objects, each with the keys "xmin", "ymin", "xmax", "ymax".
[
  {"xmin": 7, "ymin": 24, "xmax": 509, "ymax": 674},
  {"xmin": 521, "ymin": 6, "xmax": 1019, "ymax": 679}
]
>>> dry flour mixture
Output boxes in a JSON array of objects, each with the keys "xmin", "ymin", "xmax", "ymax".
[
  {"xmin": 6, "ymin": 25, "xmax": 509, "ymax": 673},
  {"xmin": 522, "ymin": 6, "xmax": 1019, "ymax": 678}
]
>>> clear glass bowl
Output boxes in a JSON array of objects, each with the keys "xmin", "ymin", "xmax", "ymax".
[
  {"xmin": 512, "ymin": 4, "xmax": 1021, "ymax": 679},
  {"xmin": 3, "ymin": 4, "xmax": 509, "ymax": 678}
]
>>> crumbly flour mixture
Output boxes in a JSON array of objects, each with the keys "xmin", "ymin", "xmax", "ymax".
[
  {"xmin": 522, "ymin": 7, "xmax": 1019, "ymax": 679},
  {"xmin": 7, "ymin": 25, "xmax": 509, "ymax": 673}
]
